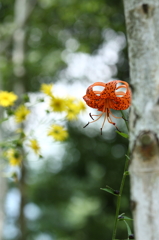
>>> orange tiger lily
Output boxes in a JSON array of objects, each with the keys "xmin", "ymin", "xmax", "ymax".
[{"xmin": 83, "ymin": 80, "xmax": 131, "ymax": 134}]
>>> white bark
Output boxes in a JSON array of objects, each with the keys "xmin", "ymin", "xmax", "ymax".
[
  {"xmin": 12, "ymin": 0, "xmax": 28, "ymax": 81},
  {"xmin": 123, "ymin": 1, "xmax": 159, "ymax": 239},
  {"xmin": 12, "ymin": 0, "xmax": 37, "ymax": 68},
  {"xmin": 12, "ymin": 1, "xmax": 37, "ymax": 239},
  {"xmin": 12, "ymin": 0, "xmax": 37, "ymax": 93},
  {"xmin": 12, "ymin": 1, "xmax": 28, "ymax": 239}
]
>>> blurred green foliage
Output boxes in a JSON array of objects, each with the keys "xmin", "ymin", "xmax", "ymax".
[
  {"xmin": 0, "ymin": 0, "xmax": 132, "ymax": 240},
  {"xmin": 0, "ymin": 0, "xmax": 128, "ymax": 91},
  {"xmin": 25, "ymin": 125, "xmax": 132, "ymax": 240}
]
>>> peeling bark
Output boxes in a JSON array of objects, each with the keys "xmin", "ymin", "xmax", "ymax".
[{"xmin": 123, "ymin": 1, "xmax": 159, "ymax": 239}]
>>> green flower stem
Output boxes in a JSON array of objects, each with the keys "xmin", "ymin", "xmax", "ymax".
[
  {"xmin": 112, "ymin": 110, "xmax": 130, "ymax": 240},
  {"xmin": 112, "ymin": 149, "xmax": 130, "ymax": 240},
  {"xmin": 120, "ymin": 110, "xmax": 129, "ymax": 132}
]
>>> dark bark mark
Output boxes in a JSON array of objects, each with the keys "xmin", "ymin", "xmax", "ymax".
[
  {"xmin": 137, "ymin": 131, "xmax": 159, "ymax": 161},
  {"xmin": 129, "ymin": 82, "xmax": 134, "ymax": 93},
  {"xmin": 130, "ymin": 200, "xmax": 137, "ymax": 211},
  {"xmin": 142, "ymin": 4, "xmax": 149, "ymax": 14},
  {"xmin": 133, "ymin": 110, "xmax": 140, "ymax": 129}
]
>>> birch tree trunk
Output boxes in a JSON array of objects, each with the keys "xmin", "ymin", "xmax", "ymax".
[
  {"xmin": 12, "ymin": 1, "xmax": 37, "ymax": 239},
  {"xmin": 123, "ymin": 1, "xmax": 159, "ymax": 239},
  {"xmin": 0, "ymin": 71, "xmax": 6, "ymax": 240},
  {"xmin": 10, "ymin": 1, "xmax": 28, "ymax": 239}
]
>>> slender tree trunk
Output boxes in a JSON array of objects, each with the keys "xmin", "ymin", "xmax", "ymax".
[
  {"xmin": 0, "ymin": 30, "xmax": 7, "ymax": 240},
  {"xmin": 123, "ymin": 1, "xmax": 159, "ymax": 239},
  {"xmin": 12, "ymin": 1, "xmax": 36, "ymax": 239},
  {"xmin": 12, "ymin": 0, "xmax": 28, "ymax": 92},
  {"xmin": 12, "ymin": 0, "xmax": 28, "ymax": 238}
]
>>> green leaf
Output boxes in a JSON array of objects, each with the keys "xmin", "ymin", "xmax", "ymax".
[
  {"xmin": 118, "ymin": 213, "xmax": 125, "ymax": 220},
  {"xmin": 118, "ymin": 213, "xmax": 125, "ymax": 217},
  {"xmin": 124, "ymin": 220, "xmax": 132, "ymax": 236},
  {"xmin": 124, "ymin": 171, "xmax": 130, "ymax": 176},
  {"xmin": 100, "ymin": 185, "xmax": 120, "ymax": 196},
  {"xmin": 125, "ymin": 154, "xmax": 130, "ymax": 160},
  {"xmin": 22, "ymin": 93, "xmax": 30, "ymax": 102},
  {"xmin": 118, "ymin": 213, "xmax": 133, "ymax": 222},
  {"xmin": 123, "ymin": 216, "xmax": 133, "ymax": 221},
  {"xmin": 116, "ymin": 131, "xmax": 129, "ymax": 139},
  {"xmin": 0, "ymin": 118, "xmax": 9, "ymax": 123}
]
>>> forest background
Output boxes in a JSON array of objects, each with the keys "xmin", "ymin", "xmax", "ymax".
[{"xmin": 0, "ymin": 0, "xmax": 132, "ymax": 240}]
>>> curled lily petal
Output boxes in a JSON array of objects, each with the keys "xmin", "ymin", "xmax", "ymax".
[{"xmin": 83, "ymin": 80, "xmax": 131, "ymax": 133}]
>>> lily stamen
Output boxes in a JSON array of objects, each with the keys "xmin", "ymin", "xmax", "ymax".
[{"xmin": 83, "ymin": 80, "xmax": 131, "ymax": 133}]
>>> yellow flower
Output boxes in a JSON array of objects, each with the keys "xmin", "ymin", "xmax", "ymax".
[
  {"xmin": 5, "ymin": 149, "xmax": 22, "ymax": 166},
  {"xmin": 48, "ymin": 124, "xmax": 68, "ymax": 141},
  {"xmin": 65, "ymin": 97, "xmax": 75, "ymax": 105},
  {"xmin": 65, "ymin": 98, "xmax": 86, "ymax": 120},
  {"xmin": 0, "ymin": 91, "xmax": 18, "ymax": 107},
  {"xmin": 28, "ymin": 139, "xmax": 40, "ymax": 155},
  {"xmin": 65, "ymin": 103, "xmax": 79, "ymax": 120},
  {"xmin": 14, "ymin": 105, "xmax": 30, "ymax": 123},
  {"xmin": 50, "ymin": 97, "xmax": 66, "ymax": 112},
  {"xmin": 77, "ymin": 100, "xmax": 87, "ymax": 112},
  {"xmin": 40, "ymin": 83, "xmax": 53, "ymax": 96}
]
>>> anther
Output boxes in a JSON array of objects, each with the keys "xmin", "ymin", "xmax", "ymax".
[
  {"xmin": 89, "ymin": 113, "xmax": 94, "ymax": 120},
  {"xmin": 116, "ymin": 127, "xmax": 121, "ymax": 132},
  {"xmin": 114, "ymin": 124, "xmax": 121, "ymax": 132},
  {"xmin": 100, "ymin": 128, "xmax": 103, "ymax": 135},
  {"xmin": 83, "ymin": 122, "xmax": 90, "ymax": 128}
]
